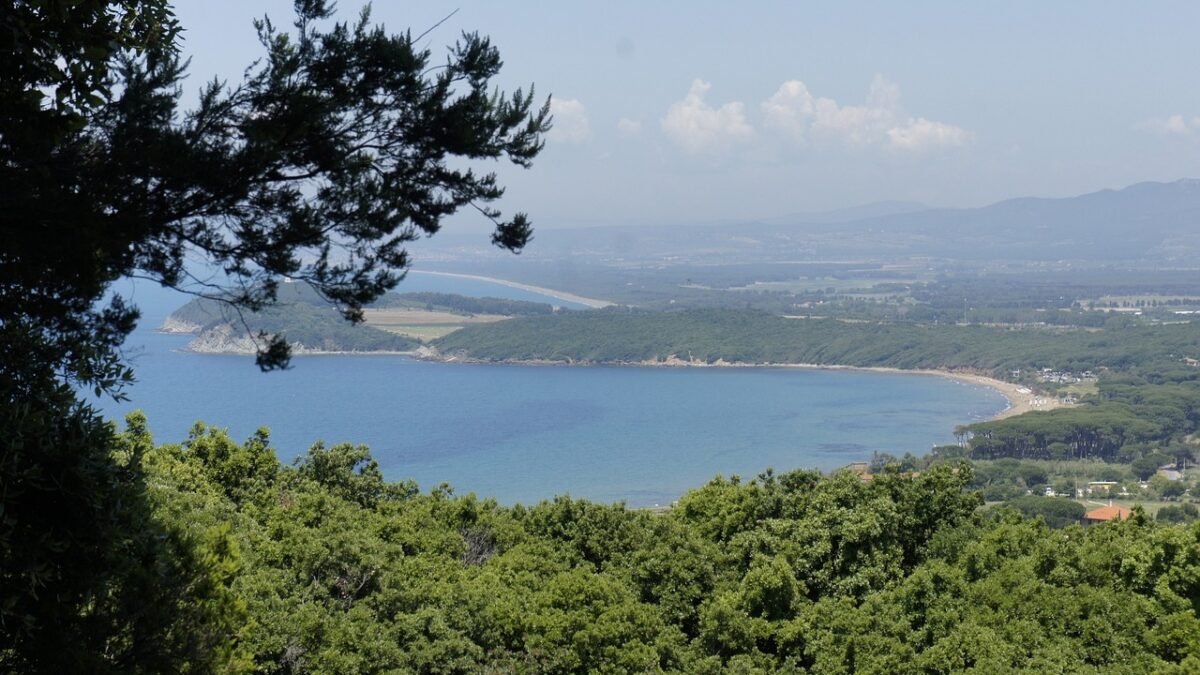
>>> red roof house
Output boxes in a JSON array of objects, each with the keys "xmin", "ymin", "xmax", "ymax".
[{"xmin": 1082, "ymin": 505, "xmax": 1132, "ymax": 525}]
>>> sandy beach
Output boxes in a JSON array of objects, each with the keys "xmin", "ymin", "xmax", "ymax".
[
  {"xmin": 421, "ymin": 349, "xmax": 1064, "ymax": 421},
  {"xmin": 932, "ymin": 371, "xmax": 1066, "ymax": 419},
  {"xmin": 774, "ymin": 364, "xmax": 1066, "ymax": 420}
]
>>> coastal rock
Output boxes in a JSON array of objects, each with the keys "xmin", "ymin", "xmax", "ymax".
[
  {"xmin": 158, "ymin": 316, "xmax": 205, "ymax": 334},
  {"xmin": 186, "ymin": 323, "xmax": 260, "ymax": 355},
  {"xmin": 183, "ymin": 322, "xmax": 420, "ymax": 356},
  {"xmin": 414, "ymin": 345, "xmax": 442, "ymax": 360}
]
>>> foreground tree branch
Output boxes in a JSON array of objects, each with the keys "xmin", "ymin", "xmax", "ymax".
[{"xmin": 1, "ymin": 0, "xmax": 552, "ymax": 389}]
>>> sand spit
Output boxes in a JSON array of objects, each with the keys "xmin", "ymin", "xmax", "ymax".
[{"xmin": 409, "ymin": 270, "xmax": 612, "ymax": 309}]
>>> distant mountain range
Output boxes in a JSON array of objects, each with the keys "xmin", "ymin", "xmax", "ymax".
[
  {"xmin": 758, "ymin": 200, "xmax": 931, "ymax": 225},
  {"xmin": 838, "ymin": 178, "xmax": 1200, "ymax": 262},
  {"xmin": 421, "ymin": 179, "xmax": 1200, "ymax": 268}
]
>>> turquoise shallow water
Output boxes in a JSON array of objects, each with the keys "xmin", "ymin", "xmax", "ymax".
[{"xmin": 96, "ymin": 276, "xmax": 1008, "ymax": 506}]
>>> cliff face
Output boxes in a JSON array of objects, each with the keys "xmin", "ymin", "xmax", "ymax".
[
  {"xmin": 181, "ymin": 323, "xmax": 375, "ymax": 355},
  {"xmin": 158, "ymin": 316, "xmax": 205, "ymax": 334}
]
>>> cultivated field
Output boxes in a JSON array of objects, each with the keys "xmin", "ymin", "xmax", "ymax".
[{"xmin": 362, "ymin": 308, "xmax": 509, "ymax": 340}]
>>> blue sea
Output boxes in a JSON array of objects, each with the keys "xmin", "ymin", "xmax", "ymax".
[{"xmin": 97, "ymin": 277, "xmax": 1007, "ymax": 507}]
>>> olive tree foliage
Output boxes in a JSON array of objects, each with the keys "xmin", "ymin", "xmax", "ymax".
[{"xmin": 1, "ymin": 0, "xmax": 551, "ymax": 395}]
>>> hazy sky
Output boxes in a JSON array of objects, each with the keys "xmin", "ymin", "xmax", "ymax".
[{"xmin": 176, "ymin": 1, "xmax": 1200, "ymax": 229}]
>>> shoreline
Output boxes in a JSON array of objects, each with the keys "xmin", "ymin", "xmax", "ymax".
[
  {"xmin": 410, "ymin": 270, "xmax": 613, "ymax": 309},
  {"xmin": 789, "ymin": 365, "xmax": 1064, "ymax": 420},
  {"xmin": 155, "ymin": 329, "xmax": 424, "ymax": 358},
  {"xmin": 171, "ymin": 344, "xmax": 424, "ymax": 358},
  {"xmin": 162, "ymin": 330, "xmax": 1057, "ymax": 421},
  {"xmin": 418, "ymin": 352, "xmax": 1063, "ymax": 421}
]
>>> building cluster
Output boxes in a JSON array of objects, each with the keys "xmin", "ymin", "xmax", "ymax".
[
  {"xmin": 1036, "ymin": 368, "xmax": 1096, "ymax": 384},
  {"xmin": 842, "ymin": 461, "xmax": 1189, "ymax": 528}
]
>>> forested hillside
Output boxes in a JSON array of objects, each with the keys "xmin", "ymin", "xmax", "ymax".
[
  {"xmin": 433, "ymin": 308, "xmax": 1200, "ymax": 373},
  {"xmin": 118, "ymin": 414, "xmax": 1200, "ymax": 672},
  {"xmin": 166, "ymin": 298, "xmax": 418, "ymax": 354}
]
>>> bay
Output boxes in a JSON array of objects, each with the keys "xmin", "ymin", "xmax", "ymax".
[
  {"xmin": 97, "ymin": 275, "xmax": 1008, "ymax": 507},
  {"xmin": 101, "ymin": 331, "xmax": 1004, "ymax": 507}
]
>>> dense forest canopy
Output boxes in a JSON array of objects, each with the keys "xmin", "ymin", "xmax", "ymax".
[
  {"xmin": 5, "ymin": 2, "xmax": 1200, "ymax": 673},
  {"xmin": 433, "ymin": 308, "xmax": 1200, "ymax": 374},
  {"xmin": 91, "ymin": 416, "xmax": 1200, "ymax": 672}
]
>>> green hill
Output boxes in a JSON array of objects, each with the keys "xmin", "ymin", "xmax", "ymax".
[
  {"xmin": 164, "ymin": 297, "xmax": 419, "ymax": 354},
  {"xmin": 432, "ymin": 308, "xmax": 1200, "ymax": 373}
]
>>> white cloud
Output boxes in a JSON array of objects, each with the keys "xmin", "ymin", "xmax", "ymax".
[
  {"xmin": 887, "ymin": 118, "xmax": 972, "ymax": 151},
  {"xmin": 763, "ymin": 75, "xmax": 970, "ymax": 151},
  {"xmin": 1139, "ymin": 114, "xmax": 1200, "ymax": 136},
  {"xmin": 547, "ymin": 98, "xmax": 591, "ymax": 144},
  {"xmin": 810, "ymin": 76, "xmax": 899, "ymax": 146},
  {"xmin": 617, "ymin": 117, "xmax": 642, "ymax": 135},
  {"xmin": 661, "ymin": 79, "xmax": 754, "ymax": 154},
  {"xmin": 761, "ymin": 80, "xmax": 815, "ymax": 142}
]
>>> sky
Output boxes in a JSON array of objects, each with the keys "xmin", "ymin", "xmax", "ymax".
[{"xmin": 175, "ymin": 1, "xmax": 1200, "ymax": 229}]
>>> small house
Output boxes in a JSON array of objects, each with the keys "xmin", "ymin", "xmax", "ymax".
[
  {"xmin": 843, "ymin": 462, "xmax": 873, "ymax": 482},
  {"xmin": 1086, "ymin": 481, "xmax": 1118, "ymax": 495},
  {"xmin": 1082, "ymin": 504, "xmax": 1132, "ymax": 525}
]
